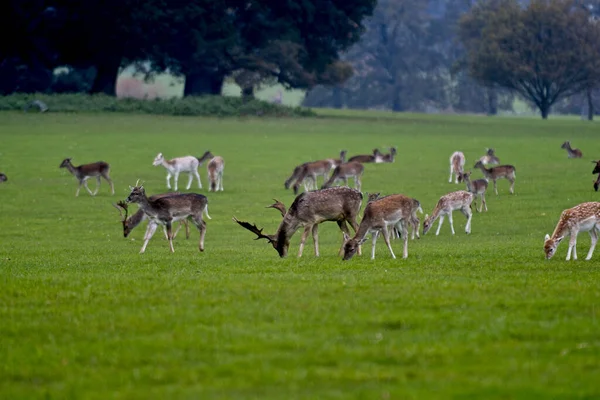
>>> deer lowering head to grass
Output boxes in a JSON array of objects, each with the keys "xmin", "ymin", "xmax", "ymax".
[
  {"xmin": 233, "ymin": 187, "xmax": 363, "ymax": 258},
  {"xmin": 153, "ymin": 151, "xmax": 213, "ymax": 191},
  {"xmin": 290, "ymin": 159, "xmax": 337, "ymax": 195},
  {"xmin": 449, "ymin": 151, "xmax": 465, "ymax": 184},
  {"xmin": 348, "ymin": 148, "xmax": 383, "ymax": 163},
  {"xmin": 561, "ymin": 141, "xmax": 583, "ymax": 158},
  {"xmin": 544, "ymin": 202, "xmax": 600, "ymax": 260},
  {"xmin": 478, "ymin": 148, "xmax": 500, "ymax": 166},
  {"xmin": 473, "ymin": 160, "xmax": 516, "ymax": 195},
  {"xmin": 461, "ymin": 171, "xmax": 488, "ymax": 212},
  {"xmin": 367, "ymin": 193, "xmax": 422, "ymax": 240},
  {"xmin": 423, "ymin": 190, "xmax": 474, "ymax": 236},
  {"xmin": 59, "ymin": 158, "xmax": 114, "ymax": 197},
  {"xmin": 207, "ymin": 156, "xmax": 224, "ymax": 192},
  {"xmin": 592, "ymin": 161, "xmax": 600, "ymax": 192},
  {"xmin": 125, "ymin": 183, "xmax": 209, "ymax": 253},
  {"xmin": 321, "ymin": 161, "xmax": 364, "ymax": 191}
]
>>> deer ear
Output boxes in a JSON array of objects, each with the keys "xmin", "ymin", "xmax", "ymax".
[
  {"xmin": 343, "ymin": 232, "xmax": 351, "ymax": 242},
  {"xmin": 544, "ymin": 234, "xmax": 550, "ymax": 241}
]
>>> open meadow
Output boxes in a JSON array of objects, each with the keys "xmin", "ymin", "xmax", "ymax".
[{"xmin": 1, "ymin": 110, "xmax": 599, "ymax": 399}]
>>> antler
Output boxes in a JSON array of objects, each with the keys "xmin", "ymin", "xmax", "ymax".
[
  {"xmin": 232, "ymin": 217, "xmax": 274, "ymax": 243},
  {"xmin": 265, "ymin": 198, "xmax": 287, "ymax": 217},
  {"xmin": 113, "ymin": 200, "xmax": 129, "ymax": 221}
]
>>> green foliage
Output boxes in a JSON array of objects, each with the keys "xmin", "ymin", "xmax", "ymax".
[
  {"xmin": 1, "ymin": 111, "xmax": 600, "ymax": 398},
  {"xmin": 0, "ymin": 93, "xmax": 315, "ymax": 117}
]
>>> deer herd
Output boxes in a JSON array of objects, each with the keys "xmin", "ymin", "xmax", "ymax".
[{"xmin": 52, "ymin": 139, "xmax": 599, "ymax": 261}]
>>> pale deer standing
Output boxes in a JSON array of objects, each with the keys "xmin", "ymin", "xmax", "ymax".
[
  {"xmin": 592, "ymin": 160, "xmax": 600, "ymax": 191},
  {"xmin": 348, "ymin": 149, "xmax": 383, "ymax": 163},
  {"xmin": 342, "ymin": 194, "xmax": 420, "ymax": 260},
  {"xmin": 561, "ymin": 141, "xmax": 583, "ymax": 158},
  {"xmin": 233, "ymin": 187, "xmax": 363, "ymax": 258},
  {"xmin": 381, "ymin": 147, "xmax": 397, "ymax": 163},
  {"xmin": 478, "ymin": 148, "xmax": 500, "ymax": 166},
  {"xmin": 367, "ymin": 192, "xmax": 422, "ymax": 240},
  {"xmin": 461, "ymin": 171, "xmax": 489, "ymax": 212},
  {"xmin": 125, "ymin": 184, "xmax": 209, "ymax": 254},
  {"xmin": 207, "ymin": 156, "xmax": 225, "ymax": 192},
  {"xmin": 59, "ymin": 158, "xmax": 114, "ymax": 197},
  {"xmin": 449, "ymin": 151, "xmax": 465, "ymax": 184},
  {"xmin": 153, "ymin": 151, "xmax": 213, "ymax": 191},
  {"xmin": 544, "ymin": 202, "xmax": 600, "ymax": 260},
  {"xmin": 321, "ymin": 161, "xmax": 364, "ymax": 191},
  {"xmin": 423, "ymin": 190, "xmax": 474, "ymax": 236},
  {"xmin": 473, "ymin": 160, "xmax": 516, "ymax": 195}
]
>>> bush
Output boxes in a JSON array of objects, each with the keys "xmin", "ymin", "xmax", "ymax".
[{"xmin": 0, "ymin": 93, "xmax": 316, "ymax": 117}]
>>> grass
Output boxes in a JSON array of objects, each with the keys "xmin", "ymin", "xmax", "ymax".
[{"xmin": 1, "ymin": 110, "xmax": 599, "ymax": 399}]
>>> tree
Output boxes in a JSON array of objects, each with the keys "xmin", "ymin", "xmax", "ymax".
[{"xmin": 459, "ymin": 0, "xmax": 600, "ymax": 119}]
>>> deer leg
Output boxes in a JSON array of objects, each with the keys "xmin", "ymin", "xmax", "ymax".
[
  {"xmin": 509, "ymin": 178, "xmax": 515, "ymax": 194},
  {"xmin": 140, "ymin": 223, "xmax": 158, "ymax": 254},
  {"xmin": 166, "ymin": 222, "xmax": 175, "ymax": 253},
  {"xmin": 75, "ymin": 180, "xmax": 84, "ymax": 197},
  {"xmin": 219, "ymin": 171, "xmax": 224, "ymax": 191},
  {"xmin": 185, "ymin": 220, "xmax": 190, "ymax": 239},
  {"xmin": 93, "ymin": 176, "xmax": 101, "ymax": 195},
  {"xmin": 194, "ymin": 169, "xmax": 202, "ymax": 189},
  {"xmin": 186, "ymin": 172, "xmax": 194, "ymax": 190},
  {"xmin": 83, "ymin": 178, "xmax": 94, "ymax": 196},
  {"xmin": 311, "ymin": 224, "xmax": 320, "ymax": 257},
  {"xmin": 462, "ymin": 207, "xmax": 472, "ymax": 234},
  {"xmin": 481, "ymin": 193, "xmax": 487, "ymax": 212},
  {"xmin": 493, "ymin": 179, "xmax": 498, "ymax": 195},
  {"xmin": 436, "ymin": 215, "xmax": 445, "ymax": 236},
  {"xmin": 102, "ymin": 173, "xmax": 115, "ymax": 195},
  {"xmin": 297, "ymin": 226, "xmax": 312, "ymax": 257},
  {"xmin": 381, "ymin": 227, "xmax": 396, "ymax": 259},
  {"xmin": 356, "ymin": 176, "xmax": 361, "ymax": 191},
  {"xmin": 567, "ymin": 232, "xmax": 578, "ymax": 261},
  {"xmin": 172, "ymin": 221, "xmax": 183, "ymax": 239},
  {"xmin": 166, "ymin": 172, "xmax": 172, "ymax": 189},
  {"xmin": 586, "ymin": 229, "xmax": 598, "ymax": 260},
  {"xmin": 190, "ymin": 215, "xmax": 206, "ymax": 252},
  {"xmin": 174, "ymin": 172, "xmax": 181, "ymax": 191},
  {"xmin": 401, "ymin": 223, "xmax": 409, "ymax": 259},
  {"xmin": 449, "ymin": 166, "xmax": 453, "ymax": 183},
  {"xmin": 448, "ymin": 212, "xmax": 456, "ymax": 235}
]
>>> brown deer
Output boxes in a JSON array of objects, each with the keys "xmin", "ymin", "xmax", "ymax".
[
  {"xmin": 461, "ymin": 171, "xmax": 488, "ymax": 212},
  {"xmin": 367, "ymin": 192, "xmax": 421, "ymax": 240},
  {"xmin": 561, "ymin": 141, "xmax": 583, "ymax": 158},
  {"xmin": 423, "ymin": 191, "xmax": 474, "ymax": 236},
  {"xmin": 473, "ymin": 160, "xmax": 516, "ymax": 195},
  {"xmin": 544, "ymin": 202, "xmax": 600, "ymax": 260},
  {"xmin": 284, "ymin": 150, "xmax": 346, "ymax": 193},
  {"xmin": 59, "ymin": 158, "xmax": 114, "ymax": 197},
  {"xmin": 348, "ymin": 149, "xmax": 383, "ymax": 163},
  {"xmin": 125, "ymin": 184, "xmax": 209, "ymax": 253},
  {"xmin": 342, "ymin": 194, "xmax": 419, "ymax": 260},
  {"xmin": 478, "ymin": 148, "xmax": 500, "ymax": 166},
  {"xmin": 591, "ymin": 161, "xmax": 600, "ymax": 192},
  {"xmin": 321, "ymin": 161, "xmax": 364, "ymax": 191},
  {"xmin": 207, "ymin": 156, "xmax": 224, "ymax": 192},
  {"xmin": 380, "ymin": 147, "xmax": 397, "ymax": 163},
  {"xmin": 449, "ymin": 151, "xmax": 465, "ymax": 184},
  {"xmin": 233, "ymin": 187, "xmax": 363, "ymax": 258},
  {"xmin": 153, "ymin": 151, "xmax": 213, "ymax": 191}
]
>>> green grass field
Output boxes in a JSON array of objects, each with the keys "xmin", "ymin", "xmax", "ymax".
[{"xmin": 1, "ymin": 110, "xmax": 599, "ymax": 399}]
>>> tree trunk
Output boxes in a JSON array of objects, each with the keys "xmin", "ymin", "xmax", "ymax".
[
  {"xmin": 184, "ymin": 70, "xmax": 225, "ymax": 96},
  {"xmin": 587, "ymin": 88, "xmax": 594, "ymax": 121},
  {"xmin": 486, "ymin": 87, "xmax": 498, "ymax": 116},
  {"xmin": 241, "ymin": 86, "xmax": 254, "ymax": 100},
  {"xmin": 392, "ymin": 89, "xmax": 403, "ymax": 112},
  {"xmin": 332, "ymin": 86, "xmax": 343, "ymax": 109},
  {"xmin": 540, "ymin": 103, "xmax": 550, "ymax": 119},
  {"xmin": 90, "ymin": 58, "xmax": 121, "ymax": 95}
]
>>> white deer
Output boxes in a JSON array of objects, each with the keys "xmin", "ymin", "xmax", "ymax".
[
  {"xmin": 544, "ymin": 202, "xmax": 600, "ymax": 261},
  {"xmin": 207, "ymin": 156, "xmax": 225, "ymax": 192},
  {"xmin": 449, "ymin": 151, "xmax": 466, "ymax": 184},
  {"xmin": 423, "ymin": 190, "xmax": 474, "ymax": 236},
  {"xmin": 153, "ymin": 151, "xmax": 213, "ymax": 191}
]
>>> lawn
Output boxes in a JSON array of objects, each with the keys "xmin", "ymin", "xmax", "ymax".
[{"xmin": 1, "ymin": 110, "xmax": 599, "ymax": 399}]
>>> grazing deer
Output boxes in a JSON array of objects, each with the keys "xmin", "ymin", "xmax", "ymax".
[
  {"xmin": 59, "ymin": 158, "xmax": 114, "ymax": 197},
  {"xmin": 153, "ymin": 151, "xmax": 213, "ymax": 191},
  {"xmin": 561, "ymin": 141, "xmax": 583, "ymax": 158},
  {"xmin": 544, "ymin": 202, "xmax": 600, "ymax": 260},
  {"xmin": 478, "ymin": 148, "xmax": 500, "ymax": 166},
  {"xmin": 449, "ymin": 151, "xmax": 465, "ymax": 184},
  {"xmin": 342, "ymin": 194, "xmax": 420, "ymax": 260},
  {"xmin": 473, "ymin": 160, "xmax": 516, "ymax": 195},
  {"xmin": 321, "ymin": 161, "xmax": 364, "ymax": 191},
  {"xmin": 367, "ymin": 192, "xmax": 421, "ymax": 240},
  {"xmin": 348, "ymin": 149, "xmax": 383, "ymax": 163},
  {"xmin": 233, "ymin": 187, "xmax": 363, "ymax": 258},
  {"xmin": 125, "ymin": 184, "xmax": 209, "ymax": 254},
  {"xmin": 381, "ymin": 147, "xmax": 397, "ymax": 163},
  {"xmin": 423, "ymin": 191, "xmax": 474, "ymax": 236},
  {"xmin": 461, "ymin": 171, "xmax": 488, "ymax": 212},
  {"xmin": 207, "ymin": 156, "xmax": 224, "ymax": 192},
  {"xmin": 284, "ymin": 150, "xmax": 346, "ymax": 193},
  {"xmin": 0, "ymin": 173, "xmax": 6, "ymax": 182}
]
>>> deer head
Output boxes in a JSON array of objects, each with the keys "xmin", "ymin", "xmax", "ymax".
[
  {"xmin": 59, "ymin": 158, "xmax": 72, "ymax": 168},
  {"xmin": 265, "ymin": 199, "xmax": 287, "ymax": 217},
  {"xmin": 561, "ymin": 141, "xmax": 570, "ymax": 150},
  {"xmin": 152, "ymin": 153, "xmax": 164, "ymax": 166},
  {"xmin": 544, "ymin": 233, "xmax": 563, "ymax": 260},
  {"xmin": 366, "ymin": 192, "xmax": 381, "ymax": 203},
  {"xmin": 113, "ymin": 200, "xmax": 131, "ymax": 237},
  {"xmin": 232, "ymin": 217, "xmax": 278, "ymax": 250},
  {"xmin": 342, "ymin": 232, "xmax": 367, "ymax": 260},
  {"xmin": 126, "ymin": 182, "xmax": 146, "ymax": 203}
]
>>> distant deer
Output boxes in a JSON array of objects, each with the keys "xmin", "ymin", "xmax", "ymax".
[
  {"xmin": 544, "ymin": 202, "xmax": 600, "ymax": 260},
  {"xmin": 59, "ymin": 158, "xmax": 114, "ymax": 197},
  {"xmin": 348, "ymin": 149, "xmax": 383, "ymax": 163},
  {"xmin": 125, "ymin": 184, "xmax": 209, "ymax": 253},
  {"xmin": 329, "ymin": 150, "xmax": 347, "ymax": 167},
  {"xmin": 0, "ymin": 173, "xmax": 6, "ymax": 183},
  {"xmin": 233, "ymin": 187, "xmax": 363, "ymax": 258},
  {"xmin": 367, "ymin": 192, "xmax": 422, "ymax": 240},
  {"xmin": 284, "ymin": 150, "xmax": 346, "ymax": 193},
  {"xmin": 461, "ymin": 171, "xmax": 488, "ymax": 212},
  {"xmin": 207, "ymin": 156, "xmax": 224, "ymax": 192},
  {"xmin": 321, "ymin": 161, "xmax": 364, "ymax": 191},
  {"xmin": 423, "ymin": 190, "xmax": 474, "ymax": 236},
  {"xmin": 473, "ymin": 160, "xmax": 516, "ymax": 195},
  {"xmin": 592, "ymin": 160, "xmax": 600, "ymax": 191},
  {"xmin": 449, "ymin": 151, "xmax": 465, "ymax": 184},
  {"xmin": 561, "ymin": 141, "xmax": 583, "ymax": 158},
  {"xmin": 153, "ymin": 151, "xmax": 213, "ymax": 191},
  {"xmin": 342, "ymin": 194, "xmax": 421, "ymax": 260},
  {"xmin": 381, "ymin": 147, "xmax": 397, "ymax": 163},
  {"xmin": 478, "ymin": 148, "xmax": 500, "ymax": 166}
]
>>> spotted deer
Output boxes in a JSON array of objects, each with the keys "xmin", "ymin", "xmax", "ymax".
[
  {"xmin": 544, "ymin": 202, "xmax": 600, "ymax": 260},
  {"xmin": 561, "ymin": 141, "xmax": 583, "ymax": 158},
  {"xmin": 321, "ymin": 161, "xmax": 364, "ymax": 191},
  {"xmin": 348, "ymin": 149, "xmax": 383, "ymax": 163},
  {"xmin": 473, "ymin": 160, "xmax": 516, "ymax": 195},
  {"xmin": 367, "ymin": 192, "xmax": 422, "ymax": 240},
  {"xmin": 423, "ymin": 191, "xmax": 474, "ymax": 236},
  {"xmin": 233, "ymin": 187, "xmax": 363, "ymax": 258},
  {"xmin": 449, "ymin": 151, "xmax": 465, "ymax": 184},
  {"xmin": 59, "ymin": 158, "xmax": 114, "ymax": 197},
  {"xmin": 153, "ymin": 151, "xmax": 213, "ymax": 191},
  {"xmin": 478, "ymin": 148, "xmax": 500, "ymax": 166},
  {"xmin": 591, "ymin": 160, "xmax": 600, "ymax": 192},
  {"xmin": 125, "ymin": 184, "xmax": 209, "ymax": 253},
  {"xmin": 461, "ymin": 171, "xmax": 488, "ymax": 212},
  {"xmin": 207, "ymin": 156, "xmax": 224, "ymax": 192},
  {"xmin": 342, "ymin": 194, "xmax": 420, "ymax": 260}
]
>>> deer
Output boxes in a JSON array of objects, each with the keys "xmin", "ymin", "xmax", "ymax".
[
  {"xmin": 423, "ymin": 190, "xmax": 474, "ymax": 236},
  {"xmin": 284, "ymin": 150, "xmax": 346, "ymax": 193},
  {"xmin": 561, "ymin": 141, "xmax": 583, "ymax": 158},
  {"xmin": 461, "ymin": 171, "xmax": 489, "ymax": 212},
  {"xmin": 478, "ymin": 148, "xmax": 500, "ymax": 166},
  {"xmin": 544, "ymin": 202, "xmax": 600, "ymax": 260},
  {"xmin": 321, "ymin": 161, "xmax": 364, "ymax": 191},
  {"xmin": 290, "ymin": 160, "xmax": 337, "ymax": 195},
  {"xmin": 153, "ymin": 151, "xmax": 213, "ymax": 191},
  {"xmin": 348, "ymin": 149, "xmax": 383, "ymax": 163},
  {"xmin": 233, "ymin": 187, "xmax": 363, "ymax": 258},
  {"xmin": 125, "ymin": 183, "xmax": 209, "ymax": 254},
  {"xmin": 473, "ymin": 160, "xmax": 516, "ymax": 195},
  {"xmin": 342, "ymin": 194, "xmax": 421, "ymax": 260},
  {"xmin": 367, "ymin": 192, "xmax": 422, "ymax": 240},
  {"xmin": 207, "ymin": 156, "xmax": 224, "ymax": 192},
  {"xmin": 380, "ymin": 147, "xmax": 397, "ymax": 163},
  {"xmin": 59, "ymin": 158, "xmax": 114, "ymax": 197},
  {"xmin": 449, "ymin": 151, "xmax": 465, "ymax": 184},
  {"xmin": 0, "ymin": 173, "xmax": 6, "ymax": 183}
]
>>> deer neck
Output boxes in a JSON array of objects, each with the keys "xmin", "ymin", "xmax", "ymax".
[
  {"xmin": 64, "ymin": 162, "xmax": 78, "ymax": 177},
  {"xmin": 126, "ymin": 209, "xmax": 146, "ymax": 230},
  {"xmin": 352, "ymin": 216, "xmax": 373, "ymax": 243},
  {"xmin": 550, "ymin": 214, "xmax": 571, "ymax": 240}
]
